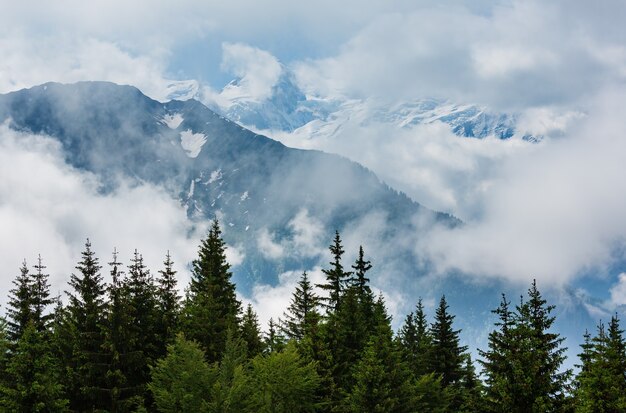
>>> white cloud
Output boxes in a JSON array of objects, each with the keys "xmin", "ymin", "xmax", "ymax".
[
  {"xmin": 608, "ymin": 273, "xmax": 626, "ymax": 309},
  {"xmin": 0, "ymin": 125, "xmax": 207, "ymax": 301},
  {"xmin": 257, "ymin": 227, "xmax": 285, "ymax": 260},
  {"xmin": 420, "ymin": 88, "xmax": 626, "ymax": 285},
  {"xmin": 218, "ymin": 43, "xmax": 283, "ymax": 104}
]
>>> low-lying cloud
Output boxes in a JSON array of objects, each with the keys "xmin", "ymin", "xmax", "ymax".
[{"xmin": 0, "ymin": 125, "xmax": 207, "ymax": 301}]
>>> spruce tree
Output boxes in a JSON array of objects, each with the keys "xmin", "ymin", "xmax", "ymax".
[
  {"xmin": 155, "ymin": 251, "xmax": 180, "ymax": 357},
  {"xmin": 241, "ymin": 304, "xmax": 264, "ymax": 357},
  {"xmin": 182, "ymin": 219, "xmax": 241, "ymax": 363},
  {"xmin": 431, "ymin": 295, "xmax": 467, "ymax": 387},
  {"xmin": 64, "ymin": 240, "xmax": 108, "ymax": 411},
  {"xmin": 31, "ymin": 255, "xmax": 55, "ymax": 333},
  {"xmin": 316, "ymin": 231, "xmax": 352, "ymax": 312},
  {"xmin": 6, "ymin": 260, "xmax": 33, "ymax": 342},
  {"xmin": 282, "ymin": 271, "xmax": 321, "ymax": 341},
  {"xmin": 124, "ymin": 249, "xmax": 159, "ymax": 409},
  {"xmin": 398, "ymin": 298, "xmax": 433, "ymax": 378},
  {"xmin": 0, "ymin": 321, "xmax": 68, "ymax": 412},
  {"xmin": 574, "ymin": 315, "xmax": 626, "ymax": 411},
  {"xmin": 102, "ymin": 249, "xmax": 140, "ymax": 412},
  {"xmin": 480, "ymin": 281, "xmax": 570, "ymax": 413},
  {"xmin": 265, "ymin": 318, "xmax": 286, "ymax": 354}
]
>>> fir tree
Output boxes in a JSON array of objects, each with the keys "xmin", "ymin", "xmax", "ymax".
[
  {"xmin": 102, "ymin": 249, "xmax": 141, "ymax": 412},
  {"xmin": 30, "ymin": 255, "xmax": 55, "ymax": 333},
  {"xmin": 6, "ymin": 260, "xmax": 33, "ymax": 342},
  {"xmin": 64, "ymin": 240, "xmax": 108, "ymax": 411},
  {"xmin": 431, "ymin": 295, "xmax": 467, "ymax": 387},
  {"xmin": 0, "ymin": 321, "xmax": 68, "ymax": 412},
  {"xmin": 316, "ymin": 231, "xmax": 352, "ymax": 312},
  {"xmin": 398, "ymin": 298, "xmax": 433, "ymax": 378},
  {"xmin": 241, "ymin": 304, "xmax": 264, "ymax": 358},
  {"xmin": 265, "ymin": 318, "xmax": 286, "ymax": 354},
  {"xmin": 124, "ymin": 249, "xmax": 159, "ymax": 409},
  {"xmin": 149, "ymin": 333, "xmax": 215, "ymax": 413},
  {"xmin": 574, "ymin": 315, "xmax": 626, "ymax": 412},
  {"xmin": 282, "ymin": 271, "xmax": 321, "ymax": 341},
  {"xmin": 182, "ymin": 219, "xmax": 241, "ymax": 363},
  {"xmin": 155, "ymin": 251, "xmax": 180, "ymax": 357}
]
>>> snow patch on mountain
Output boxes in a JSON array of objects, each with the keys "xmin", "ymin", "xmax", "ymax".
[
  {"xmin": 180, "ymin": 130, "xmax": 207, "ymax": 158},
  {"xmin": 163, "ymin": 113, "xmax": 184, "ymax": 129}
]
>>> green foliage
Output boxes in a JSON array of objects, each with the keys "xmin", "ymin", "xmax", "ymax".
[
  {"xmin": 282, "ymin": 271, "xmax": 321, "ymax": 341},
  {"xmin": 149, "ymin": 333, "xmax": 215, "ymax": 413},
  {"xmin": 264, "ymin": 318, "xmax": 286, "ymax": 354},
  {"xmin": 317, "ymin": 231, "xmax": 352, "ymax": 312},
  {"xmin": 241, "ymin": 304, "xmax": 264, "ymax": 358},
  {"xmin": 1, "ymin": 321, "xmax": 68, "ymax": 412},
  {"xmin": 479, "ymin": 280, "xmax": 571, "ymax": 413},
  {"xmin": 245, "ymin": 343, "xmax": 320, "ymax": 413},
  {"xmin": 574, "ymin": 315, "xmax": 626, "ymax": 412},
  {"xmin": 182, "ymin": 219, "xmax": 241, "ymax": 363},
  {"xmin": 398, "ymin": 298, "xmax": 433, "ymax": 378},
  {"xmin": 155, "ymin": 251, "xmax": 180, "ymax": 356},
  {"xmin": 64, "ymin": 240, "xmax": 109, "ymax": 410},
  {"xmin": 7, "ymin": 261, "xmax": 34, "ymax": 342}
]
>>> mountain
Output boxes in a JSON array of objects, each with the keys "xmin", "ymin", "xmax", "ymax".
[
  {"xmin": 190, "ymin": 67, "xmax": 535, "ymax": 141},
  {"xmin": 0, "ymin": 81, "xmax": 598, "ymax": 362},
  {"xmin": 0, "ymin": 81, "xmax": 455, "ymax": 290}
]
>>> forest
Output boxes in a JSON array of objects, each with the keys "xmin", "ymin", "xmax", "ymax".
[{"xmin": 1, "ymin": 219, "xmax": 625, "ymax": 413}]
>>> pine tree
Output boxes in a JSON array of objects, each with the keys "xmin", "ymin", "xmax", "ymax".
[
  {"xmin": 265, "ymin": 318, "xmax": 286, "ymax": 354},
  {"xmin": 64, "ymin": 239, "xmax": 108, "ymax": 411},
  {"xmin": 398, "ymin": 298, "xmax": 433, "ymax": 378},
  {"xmin": 282, "ymin": 271, "xmax": 320, "ymax": 341},
  {"xmin": 149, "ymin": 333, "xmax": 215, "ymax": 413},
  {"xmin": 431, "ymin": 295, "xmax": 467, "ymax": 387},
  {"xmin": 241, "ymin": 304, "xmax": 264, "ymax": 358},
  {"xmin": 0, "ymin": 321, "xmax": 68, "ymax": 412},
  {"xmin": 30, "ymin": 255, "xmax": 55, "ymax": 333},
  {"xmin": 102, "ymin": 249, "xmax": 141, "ymax": 412},
  {"xmin": 479, "ymin": 294, "xmax": 515, "ymax": 412},
  {"xmin": 182, "ymin": 219, "xmax": 241, "ymax": 363},
  {"xmin": 7, "ymin": 260, "xmax": 33, "ymax": 342},
  {"xmin": 155, "ymin": 251, "xmax": 180, "ymax": 357},
  {"xmin": 346, "ymin": 296, "xmax": 416, "ymax": 413},
  {"xmin": 316, "ymin": 231, "xmax": 352, "ymax": 312},
  {"xmin": 480, "ymin": 281, "xmax": 570, "ymax": 413},
  {"xmin": 574, "ymin": 315, "xmax": 626, "ymax": 412},
  {"xmin": 124, "ymin": 249, "xmax": 159, "ymax": 409}
]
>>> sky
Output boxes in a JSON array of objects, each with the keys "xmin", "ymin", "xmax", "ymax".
[{"xmin": 1, "ymin": 0, "xmax": 626, "ymax": 327}]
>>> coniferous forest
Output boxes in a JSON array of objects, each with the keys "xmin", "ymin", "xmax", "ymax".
[{"xmin": 1, "ymin": 220, "xmax": 625, "ymax": 413}]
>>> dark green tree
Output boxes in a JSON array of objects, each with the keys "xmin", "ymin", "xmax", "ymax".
[
  {"xmin": 316, "ymin": 231, "xmax": 352, "ymax": 312},
  {"xmin": 281, "ymin": 271, "xmax": 320, "ymax": 341},
  {"xmin": 241, "ymin": 304, "xmax": 264, "ymax": 358},
  {"xmin": 574, "ymin": 315, "xmax": 626, "ymax": 412},
  {"xmin": 31, "ymin": 255, "xmax": 55, "ymax": 333},
  {"xmin": 155, "ymin": 251, "xmax": 180, "ymax": 357},
  {"xmin": 265, "ymin": 318, "xmax": 286, "ymax": 354},
  {"xmin": 398, "ymin": 298, "xmax": 433, "ymax": 378},
  {"xmin": 182, "ymin": 219, "xmax": 241, "ymax": 363},
  {"xmin": 7, "ymin": 260, "xmax": 33, "ymax": 341},
  {"xmin": 0, "ymin": 321, "xmax": 68, "ymax": 412},
  {"xmin": 345, "ymin": 297, "xmax": 416, "ymax": 413},
  {"xmin": 124, "ymin": 249, "xmax": 159, "ymax": 409},
  {"xmin": 431, "ymin": 295, "xmax": 467, "ymax": 387},
  {"xmin": 64, "ymin": 239, "xmax": 108, "ymax": 411}
]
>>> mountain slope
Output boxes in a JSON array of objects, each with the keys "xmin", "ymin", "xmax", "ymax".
[{"xmin": 0, "ymin": 81, "xmax": 456, "ymax": 289}]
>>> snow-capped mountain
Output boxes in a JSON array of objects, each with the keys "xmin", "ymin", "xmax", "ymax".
[
  {"xmin": 0, "ymin": 81, "xmax": 455, "ymax": 290},
  {"xmin": 180, "ymin": 66, "xmax": 535, "ymax": 141}
]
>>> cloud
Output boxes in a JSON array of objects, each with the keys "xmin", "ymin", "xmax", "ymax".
[
  {"xmin": 420, "ymin": 88, "xmax": 626, "ymax": 285},
  {"xmin": 218, "ymin": 43, "xmax": 283, "ymax": 104},
  {"xmin": 295, "ymin": 0, "xmax": 626, "ymax": 110},
  {"xmin": 608, "ymin": 273, "xmax": 626, "ymax": 310},
  {"xmin": 0, "ymin": 125, "xmax": 207, "ymax": 301}
]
